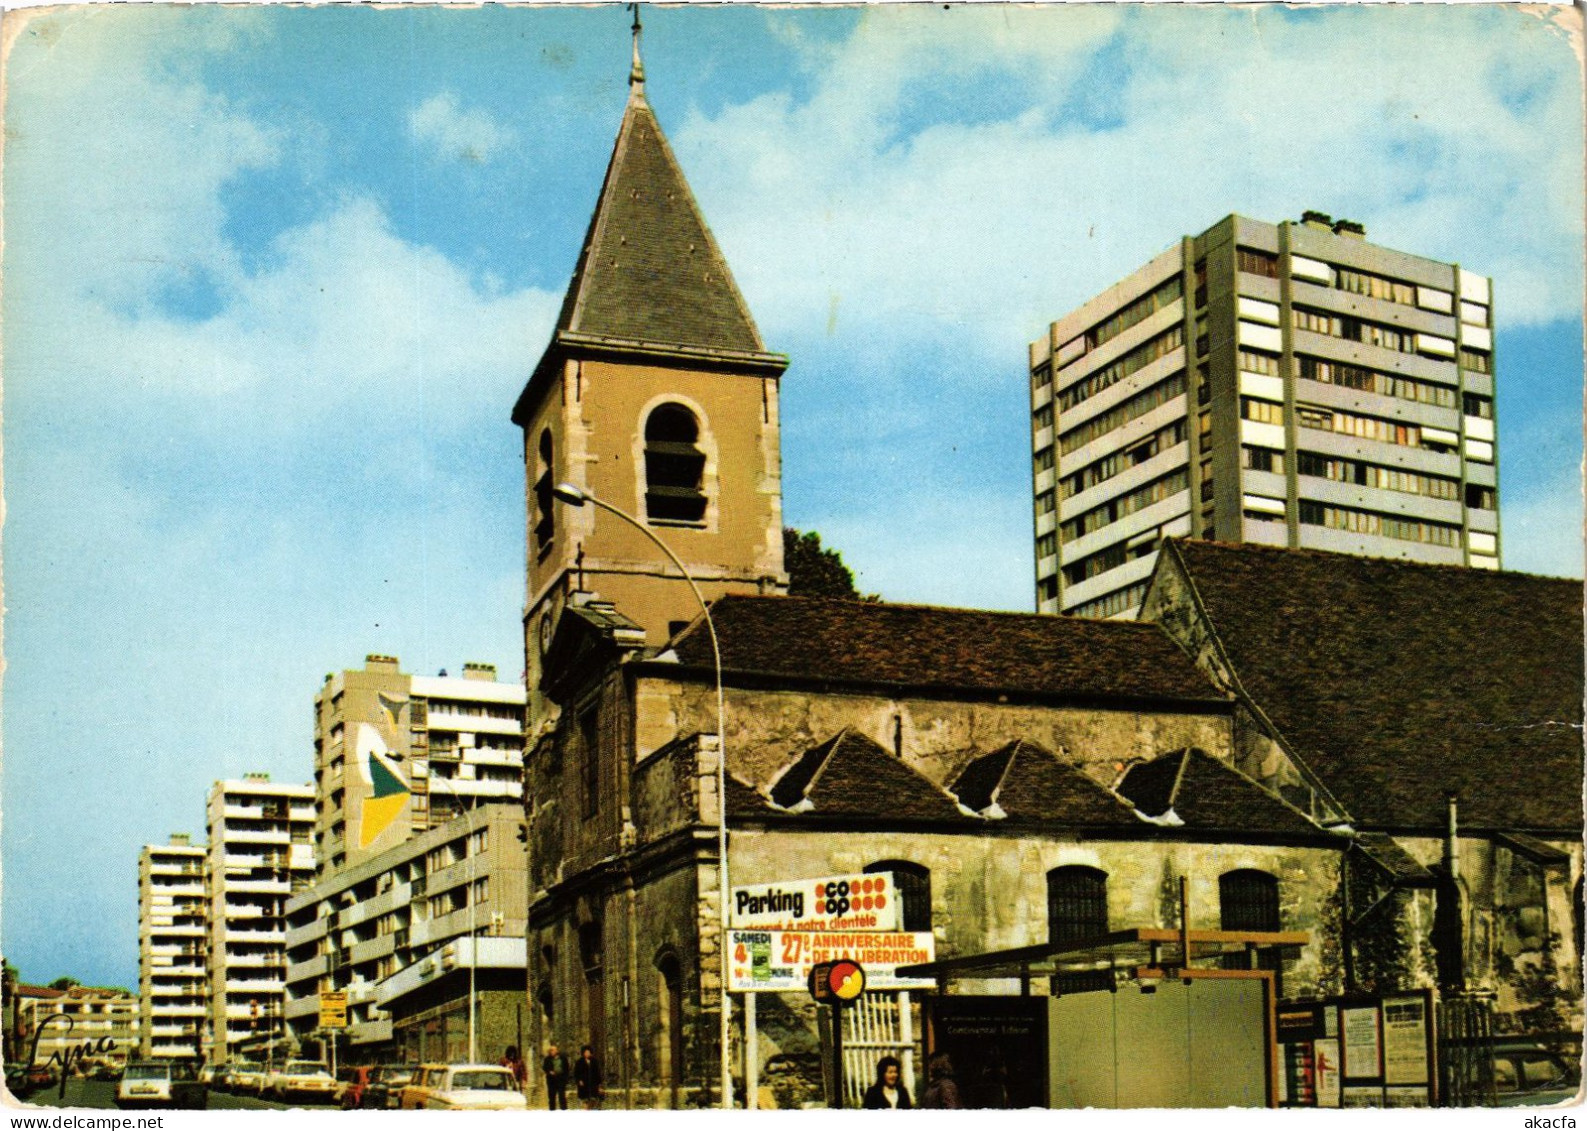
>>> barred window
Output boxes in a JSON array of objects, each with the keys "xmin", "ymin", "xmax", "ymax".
[
  {"xmin": 1047, "ymin": 866, "xmax": 1109, "ymax": 947},
  {"xmin": 866, "ymin": 861, "xmax": 931, "ymax": 933},
  {"xmin": 1220, "ymin": 870, "xmax": 1280, "ymax": 932}
]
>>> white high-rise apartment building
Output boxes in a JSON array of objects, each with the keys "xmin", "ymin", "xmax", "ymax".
[
  {"xmin": 1030, "ymin": 212, "xmax": 1500, "ymax": 619},
  {"xmin": 136, "ymin": 834, "xmax": 209, "ymax": 1060},
  {"xmin": 204, "ymin": 775, "xmax": 315, "ymax": 1063},
  {"xmin": 313, "ymin": 656, "xmax": 525, "ymax": 876}
]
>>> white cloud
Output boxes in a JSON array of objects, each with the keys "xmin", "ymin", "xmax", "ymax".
[
  {"xmin": 679, "ymin": 5, "xmax": 1583, "ymax": 355},
  {"xmin": 409, "ymin": 92, "xmax": 515, "ymax": 164}
]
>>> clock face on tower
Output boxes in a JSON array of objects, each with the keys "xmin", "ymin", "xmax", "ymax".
[{"xmin": 538, "ymin": 612, "xmax": 554, "ymax": 658}]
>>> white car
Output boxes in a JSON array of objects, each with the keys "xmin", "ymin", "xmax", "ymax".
[
  {"xmin": 420, "ymin": 1065, "xmax": 528, "ymax": 1111},
  {"xmin": 115, "ymin": 1061, "xmax": 207, "ymax": 1110},
  {"xmin": 267, "ymin": 1060, "xmax": 338, "ymax": 1104}
]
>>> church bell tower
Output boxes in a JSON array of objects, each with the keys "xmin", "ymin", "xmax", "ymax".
[{"xmin": 513, "ymin": 20, "xmax": 788, "ymax": 723}]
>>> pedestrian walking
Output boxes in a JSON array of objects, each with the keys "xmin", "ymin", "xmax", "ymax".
[
  {"xmin": 542, "ymin": 1041, "xmax": 569, "ymax": 1110},
  {"xmin": 921, "ymin": 1053, "xmax": 960, "ymax": 1109},
  {"xmin": 861, "ymin": 1055, "xmax": 912, "ymax": 1109},
  {"xmin": 574, "ymin": 1044, "xmax": 603, "ymax": 1110},
  {"xmin": 500, "ymin": 1045, "xmax": 527, "ymax": 1092}
]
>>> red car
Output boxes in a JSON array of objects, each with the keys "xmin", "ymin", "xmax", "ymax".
[{"xmin": 336, "ymin": 1065, "xmax": 378, "ymax": 1110}]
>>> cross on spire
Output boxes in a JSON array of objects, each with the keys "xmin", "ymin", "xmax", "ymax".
[{"xmin": 628, "ymin": 4, "xmax": 645, "ymax": 92}]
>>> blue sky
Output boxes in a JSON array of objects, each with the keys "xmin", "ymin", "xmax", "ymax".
[{"xmin": 3, "ymin": 4, "xmax": 1581, "ymax": 989}]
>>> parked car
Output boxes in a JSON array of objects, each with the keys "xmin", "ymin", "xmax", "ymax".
[
  {"xmin": 335, "ymin": 1065, "xmax": 376, "ymax": 1109},
  {"xmin": 227, "ymin": 1063, "xmax": 266, "ymax": 1096},
  {"xmin": 1494, "ymin": 1044, "xmax": 1582, "ymax": 1107},
  {"xmin": 418, "ymin": 1065, "xmax": 529, "ymax": 1111},
  {"xmin": 362, "ymin": 1064, "xmax": 420, "ymax": 1110},
  {"xmin": 115, "ymin": 1061, "xmax": 207, "ymax": 1110},
  {"xmin": 398, "ymin": 1063, "xmax": 447, "ymax": 1110},
  {"xmin": 7, "ymin": 1063, "xmax": 54, "ymax": 1099},
  {"xmin": 267, "ymin": 1060, "xmax": 337, "ymax": 1104}
]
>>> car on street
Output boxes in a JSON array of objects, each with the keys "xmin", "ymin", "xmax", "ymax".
[
  {"xmin": 410, "ymin": 1065, "xmax": 528, "ymax": 1111},
  {"xmin": 362, "ymin": 1064, "xmax": 420, "ymax": 1110},
  {"xmin": 115, "ymin": 1061, "xmax": 207, "ymax": 1110},
  {"xmin": 1493, "ymin": 1044, "xmax": 1582, "ymax": 1107},
  {"xmin": 228, "ymin": 1063, "xmax": 267, "ymax": 1096},
  {"xmin": 335, "ymin": 1065, "xmax": 377, "ymax": 1109},
  {"xmin": 398, "ymin": 1063, "xmax": 447, "ymax": 1110},
  {"xmin": 267, "ymin": 1060, "xmax": 337, "ymax": 1104}
]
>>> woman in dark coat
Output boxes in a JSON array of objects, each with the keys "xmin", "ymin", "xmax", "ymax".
[
  {"xmin": 861, "ymin": 1055, "xmax": 912, "ymax": 1109},
  {"xmin": 573, "ymin": 1044, "xmax": 603, "ymax": 1110}
]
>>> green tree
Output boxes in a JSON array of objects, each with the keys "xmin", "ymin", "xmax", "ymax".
[
  {"xmin": 48, "ymin": 976, "xmax": 79, "ymax": 991},
  {"xmin": 783, "ymin": 528, "xmax": 871, "ymax": 600}
]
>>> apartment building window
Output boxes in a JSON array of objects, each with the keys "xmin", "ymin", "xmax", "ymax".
[
  {"xmin": 1062, "ymin": 542, "xmax": 1129, "ymax": 587},
  {"xmin": 1032, "ymin": 364, "xmax": 1053, "ymax": 391},
  {"xmin": 1335, "ymin": 267, "xmax": 1415, "ymax": 306},
  {"xmin": 1459, "ymin": 348, "xmax": 1491, "ymax": 374},
  {"xmin": 1038, "ymin": 576, "xmax": 1058, "ymax": 602},
  {"xmin": 1295, "ymin": 404, "xmax": 1448, "ymax": 452},
  {"xmin": 1060, "ymin": 469, "xmax": 1188, "ymax": 543},
  {"xmin": 1238, "ymin": 349, "xmax": 1280, "ymax": 377},
  {"xmin": 1297, "ymin": 451, "xmax": 1459, "ymax": 501},
  {"xmin": 1465, "ymin": 484, "xmax": 1497, "ymax": 510},
  {"xmin": 644, "ymin": 404, "xmax": 708, "ymax": 524},
  {"xmin": 1298, "ymin": 501, "xmax": 1460, "ymax": 547},
  {"xmin": 1060, "ymin": 420, "xmax": 1185, "ymax": 500},
  {"xmin": 1059, "ymin": 324, "xmax": 1186, "ymax": 413},
  {"xmin": 1463, "ymin": 393, "xmax": 1493, "ymax": 419},
  {"xmin": 1083, "ymin": 275, "xmax": 1183, "ymax": 353},
  {"xmin": 470, "ymin": 827, "xmax": 488, "ymax": 856},
  {"xmin": 472, "ymin": 877, "xmax": 489, "ymax": 905},
  {"xmin": 1292, "ymin": 307, "xmax": 1413, "ymax": 353},
  {"xmin": 1036, "ymin": 533, "xmax": 1057, "ymax": 559},
  {"xmin": 1241, "ymin": 397, "xmax": 1285, "ymax": 426},
  {"xmin": 1035, "ymin": 447, "xmax": 1054, "ymax": 473},
  {"xmin": 1033, "ymin": 404, "xmax": 1054, "ymax": 430},
  {"xmin": 1237, "ymin": 248, "xmax": 1279, "ymax": 279},
  {"xmin": 1193, "ymin": 258, "xmax": 1208, "ymax": 308},
  {"xmin": 1036, "ymin": 490, "xmax": 1057, "ymax": 515},
  {"xmin": 1242, "ymin": 446, "xmax": 1283, "ymax": 474},
  {"xmin": 1298, "ymin": 356, "xmax": 1456, "ymax": 409},
  {"xmin": 1060, "ymin": 372, "xmax": 1187, "ymax": 456},
  {"xmin": 534, "ymin": 429, "xmax": 555, "ymax": 555},
  {"xmin": 1069, "ymin": 581, "xmax": 1148, "ymax": 619},
  {"xmin": 1199, "ymin": 458, "xmax": 1214, "ymax": 503}
]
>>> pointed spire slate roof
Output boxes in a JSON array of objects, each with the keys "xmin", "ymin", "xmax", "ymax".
[
  {"xmin": 555, "ymin": 84, "xmax": 766, "ymax": 355},
  {"xmin": 514, "ymin": 53, "xmax": 787, "ymax": 426}
]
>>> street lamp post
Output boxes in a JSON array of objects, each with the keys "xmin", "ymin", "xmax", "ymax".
[
  {"xmin": 428, "ymin": 773, "xmax": 479, "ymax": 1065},
  {"xmin": 550, "ymin": 483, "xmax": 733, "ymax": 1110}
]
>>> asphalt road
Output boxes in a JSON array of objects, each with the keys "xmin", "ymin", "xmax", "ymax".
[{"xmin": 15, "ymin": 1078, "xmax": 338, "ymax": 1111}]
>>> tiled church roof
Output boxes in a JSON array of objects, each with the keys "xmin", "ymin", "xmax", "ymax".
[
  {"xmin": 950, "ymin": 740, "xmax": 1138, "ymax": 824},
  {"xmin": 1164, "ymin": 539, "xmax": 1584, "ymax": 832},
  {"xmin": 1116, "ymin": 748, "xmax": 1327, "ymax": 840},
  {"xmin": 670, "ymin": 596, "xmax": 1227, "ymax": 706},
  {"xmin": 763, "ymin": 730, "xmax": 965, "ymax": 821}
]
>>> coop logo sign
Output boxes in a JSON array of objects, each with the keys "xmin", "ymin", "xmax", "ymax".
[{"xmin": 731, "ymin": 873, "xmax": 900, "ymax": 932}]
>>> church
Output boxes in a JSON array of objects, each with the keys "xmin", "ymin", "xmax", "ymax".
[{"xmin": 510, "ymin": 31, "xmax": 1583, "ymax": 1110}]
